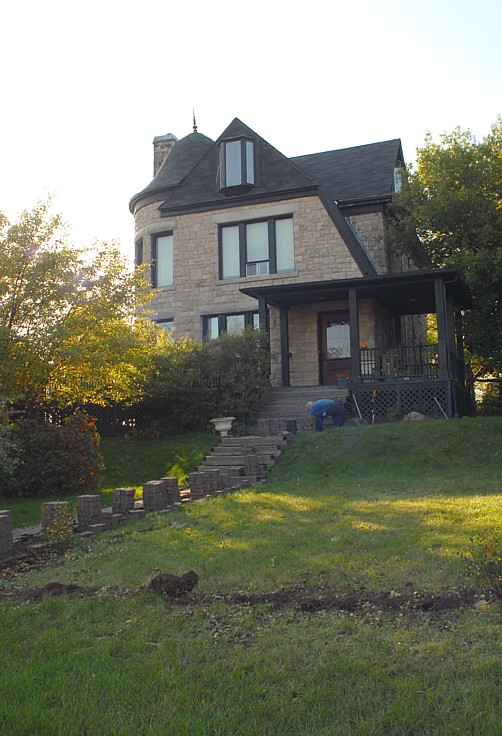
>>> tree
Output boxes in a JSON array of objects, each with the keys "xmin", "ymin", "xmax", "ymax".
[
  {"xmin": 0, "ymin": 200, "xmax": 161, "ymax": 406},
  {"xmin": 388, "ymin": 119, "xmax": 502, "ymax": 378}
]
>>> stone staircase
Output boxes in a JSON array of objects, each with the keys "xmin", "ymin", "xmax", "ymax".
[
  {"xmin": 250, "ymin": 385, "xmax": 349, "ymax": 433},
  {"xmin": 197, "ymin": 434, "xmax": 294, "ymax": 486}
]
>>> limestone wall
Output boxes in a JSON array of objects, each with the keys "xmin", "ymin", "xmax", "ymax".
[{"xmin": 133, "ymin": 195, "xmax": 363, "ymax": 335}]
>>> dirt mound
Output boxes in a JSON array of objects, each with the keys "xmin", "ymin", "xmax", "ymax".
[{"xmin": 148, "ymin": 570, "xmax": 199, "ymax": 598}]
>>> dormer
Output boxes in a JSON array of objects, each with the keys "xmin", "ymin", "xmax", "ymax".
[{"xmin": 219, "ymin": 136, "xmax": 256, "ymax": 195}]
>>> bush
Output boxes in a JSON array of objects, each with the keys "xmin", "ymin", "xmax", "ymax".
[
  {"xmin": 202, "ymin": 329, "xmax": 271, "ymax": 422},
  {"xmin": 0, "ymin": 421, "xmax": 23, "ymax": 492},
  {"xmin": 144, "ymin": 329, "xmax": 270, "ymax": 432},
  {"xmin": 8, "ymin": 412, "xmax": 103, "ymax": 498}
]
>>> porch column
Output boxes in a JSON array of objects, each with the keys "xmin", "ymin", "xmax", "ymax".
[
  {"xmin": 454, "ymin": 308, "xmax": 466, "ymax": 379},
  {"xmin": 445, "ymin": 295, "xmax": 456, "ymax": 355},
  {"xmin": 435, "ymin": 276, "xmax": 453, "ymax": 417},
  {"xmin": 434, "ymin": 277, "xmax": 449, "ymax": 378},
  {"xmin": 258, "ymin": 296, "xmax": 269, "ymax": 333},
  {"xmin": 348, "ymin": 288, "xmax": 361, "ymax": 382},
  {"xmin": 279, "ymin": 305, "xmax": 290, "ymax": 387}
]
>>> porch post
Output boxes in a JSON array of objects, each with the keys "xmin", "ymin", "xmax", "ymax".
[
  {"xmin": 258, "ymin": 296, "xmax": 269, "ymax": 332},
  {"xmin": 445, "ymin": 295, "xmax": 456, "ymax": 355},
  {"xmin": 349, "ymin": 288, "xmax": 361, "ymax": 382},
  {"xmin": 434, "ymin": 276, "xmax": 453, "ymax": 417},
  {"xmin": 279, "ymin": 305, "xmax": 290, "ymax": 387},
  {"xmin": 434, "ymin": 277, "xmax": 449, "ymax": 378}
]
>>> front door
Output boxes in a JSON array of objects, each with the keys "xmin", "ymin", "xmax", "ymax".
[{"xmin": 320, "ymin": 312, "xmax": 351, "ymax": 385}]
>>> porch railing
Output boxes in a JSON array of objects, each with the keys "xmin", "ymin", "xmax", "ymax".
[{"xmin": 360, "ymin": 344, "xmax": 439, "ymax": 381}]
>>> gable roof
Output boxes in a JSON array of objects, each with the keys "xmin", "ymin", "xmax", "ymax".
[
  {"xmin": 129, "ymin": 119, "xmax": 404, "ymax": 277},
  {"xmin": 291, "ymin": 139, "xmax": 404, "ymax": 204},
  {"xmin": 156, "ymin": 118, "xmax": 319, "ymax": 214}
]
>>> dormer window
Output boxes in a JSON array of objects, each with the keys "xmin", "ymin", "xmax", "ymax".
[
  {"xmin": 220, "ymin": 138, "xmax": 255, "ymax": 193},
  {"xmin": 393, "ymin": 165, "xmax": 403, "ymax": 193}
]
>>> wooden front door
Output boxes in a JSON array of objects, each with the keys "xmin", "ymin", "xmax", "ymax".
[{"xmin": 320, "ymin": 312, "xmax": 351, "ymax": 385}]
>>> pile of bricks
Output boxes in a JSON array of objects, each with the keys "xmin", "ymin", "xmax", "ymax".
[
  {"xmin": 142, "ymin": 480, "xmax": 167, "ymax": 513},
  {"xmin": 188, "ymin": 469, "xmax": 219, "ymax": 500},
  {"xmin": 76, "ymin": 495, "xmax": 103, "ymax": 532},
  {"xmin": 162, "ymin": 477, "xmax": 181, "ymax": 505},
  {"xmin": 112, "ymin": 488, "xmax": 136, "ymax": 514},
  {"xmin": 0, "ymin": 510, "xmax": 13, "ymax": 560},
  {"xmin": 41, "ymin": 501, "xmax": 71, "ymax": 532}
]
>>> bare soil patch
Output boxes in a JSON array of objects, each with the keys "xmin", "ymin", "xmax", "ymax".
[
  {"xmin": 0, "ymin": 572, "xmax": 482, "ymax": 613},
  {"xmin": 231, "ymin": 587, "xmax": 479, "ymax": 612}
]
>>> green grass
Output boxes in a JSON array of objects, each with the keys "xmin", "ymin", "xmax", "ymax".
[{"xmin": 1, "ymin": 417, "xmax": 501, "ymax": 735}]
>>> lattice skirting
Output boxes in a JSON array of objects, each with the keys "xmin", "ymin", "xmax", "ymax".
[{"xmin": 351, "ymin": 380, "xmax": 450, "ymax": 421}]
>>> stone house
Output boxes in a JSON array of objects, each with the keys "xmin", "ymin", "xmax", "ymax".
[{"xmin": 129, "ymin": 118, "xmax": 472, "ymax": 419}]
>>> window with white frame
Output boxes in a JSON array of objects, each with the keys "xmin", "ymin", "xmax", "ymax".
[
  {"xmin": 203, "ymin": 312, "xmax": 259, "ymax": 339},
  {"xmin": 152, "ymin": 232, "xmax": 173, "ymax": 287},
  {"xmin": 220, "ymin": 216, "xmax": 294, "ymax": 280}
]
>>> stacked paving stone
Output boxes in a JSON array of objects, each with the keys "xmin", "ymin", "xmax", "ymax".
[
  {"xmin": 112, "ymin": 488, "xmax": 136, "ymax": 514},
  {"xmin": 41, "ymin": 501, "xmax": 71, "ymax": 532},
  {"xmin": 76, "ymin": 495, "xmax": 103, "ymax": 532},
  {"xmin": 142, "ymin": 480, "xmax": 167, "ymax": 513},
  {"xmin": 161, "ymin": 477, "xmax": 181, "ymax": 505},
  {"xmin": 0, "ymin": 510, "xmax": 13, "ymax": 559},
  {"xmin": 188, "ymin": 468, "xmax": 231, "ymax": 500},
  {"xmin": 100, "ymin": 510, "xmax": 126, "ymax": 529}
]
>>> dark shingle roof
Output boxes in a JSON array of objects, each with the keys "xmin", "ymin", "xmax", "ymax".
[
  {"xmin": 291, "ymin": 139, "xmax": 403, "ymax": 203},
  {"xmin": 129, "ymin": 132, "xmax": 214, "ymax": 210}
]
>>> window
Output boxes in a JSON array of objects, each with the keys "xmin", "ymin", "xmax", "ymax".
[
  {"xmin": 393, "ymin": 166, "xmax": 403, "ymax": 193},
  {"xmin": 135, "ymin": 238, "xmax": 143, "ymax": 266},
  {"xmin": 152, "ymin": 232, "xmax": 173, "ymax": 287},
  {"xmin": 203, "ymin": 312, "xmax": 259, "ymax": 339},
  {"xmin": 155, "ymin": 318, "xmax": 174, "ymax": 334},
  {"xmin": 220, "ymin": 216, "xmax": 294, "ymax": 280},
  {"xmin": 220, "ymin": 138, "xmax": 255, "ymax": 190}
]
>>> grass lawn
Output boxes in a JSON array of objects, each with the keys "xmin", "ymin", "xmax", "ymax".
[{"xmin": 0, "ymin": 417, "xmax": 501, "ymax": 735}]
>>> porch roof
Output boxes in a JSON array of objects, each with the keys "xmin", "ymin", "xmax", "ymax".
[{"xmin": 240, "ymin": 268, "xmax": 472, "ymax": 315}]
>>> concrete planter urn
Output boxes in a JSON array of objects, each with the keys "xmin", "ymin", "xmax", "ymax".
[{"xmin": 210, "ymin": 417, "xmax": 235, "ymax": 437}]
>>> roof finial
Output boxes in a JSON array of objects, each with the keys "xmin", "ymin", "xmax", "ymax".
[{"xmin": 192, "ymin": 109, "xmax": 198, "ymax": 133}]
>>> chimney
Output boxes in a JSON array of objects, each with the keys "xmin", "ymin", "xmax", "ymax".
[{"xmin": 153, "ymin": 134, "xmax": 178, "ymax": 176}]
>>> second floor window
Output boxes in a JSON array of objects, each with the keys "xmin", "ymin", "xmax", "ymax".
[
  {"xmin": 152, "ymin": 232, "xmax": 173, "ymax": 287},
  {"xmin": 220, "ymin": 216, "xmax": 294, "ymax": 280}
]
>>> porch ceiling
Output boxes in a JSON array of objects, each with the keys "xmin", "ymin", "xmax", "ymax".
[{"xmin": 240, "ymin": 268, "xmax": 471, "ymax": 315}]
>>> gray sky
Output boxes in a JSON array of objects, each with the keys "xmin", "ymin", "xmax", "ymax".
[{"xmin": 1, "ymin": 0, "xmax": 500, "ymax": 259}]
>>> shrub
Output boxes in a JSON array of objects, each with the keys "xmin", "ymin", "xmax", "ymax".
[
  {"xmin": 202, "ymin": 328, "xmax": 271, "ymax": 422},
  {"xmin": 40, "ymin": 503, "xmax": 75, "ymax": 549},
  {"xmin": 144, "ymin": 329, "xmax": 270, "ymax": 432},
  {"xmin": 0, "ymin": 421, "xmax": 23, "ymax": 493},
  {"xmin": 9, "ymin": 412, "xmax": 103, "ymax": 498}
]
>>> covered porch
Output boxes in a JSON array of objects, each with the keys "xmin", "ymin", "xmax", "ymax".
[{"xmin": 241, "ymin": 269, "xmax": 473, "ymax": 420}]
